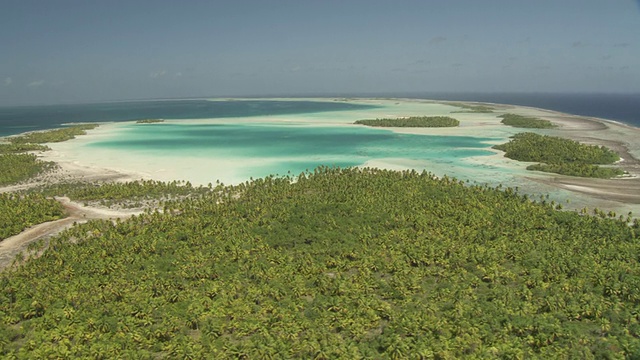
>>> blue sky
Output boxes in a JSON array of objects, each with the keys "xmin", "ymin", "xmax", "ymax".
[{"xmin": 1, "ymin": 0, "xmax": 639, "ymax": 105}]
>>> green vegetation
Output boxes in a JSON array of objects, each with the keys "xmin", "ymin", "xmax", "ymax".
[
  {"xmin": 1, "ymin": 167, "xmax": 639, "ymax": 358},
  {"xmin": 527, "ymin": 163, "xmax": 624, "ymax": 178},
  {"xmin": 0, "ymin": 125, "xmax": 99, "ymax": 186},
  {"xmin": 355, "ymin": 116, "xmax": 459, "ymax": 127},
  {"xmin": 493, "ymin": 133, "xmax": 620, "ymax": 164},
  {"xmin": 9, "ymin": 124, "xmax": 99, "ymax": 144},
  {"xmin": 0, "ymin": 143, "xmax": 50, "ymax": 153},
  {"xmin": 499, "ymin": 114, "xmax": 556, "ymax": 129},
  {"xmin": 36, "ymin": 180, "xmax": 212, "ymax": 208},
  {"xmin": 0, "ymin": 193, "xmax": 65, "ymax": 240},
  {"xmin": 493, "ymin": 132, "xmax": 623, "ymax": 178},
  {"xmin": 136, "ymin": 119, "xmax": 164, "ymax": 124},
  {"xmin": 449, "ymin": 103, "xmax": 495, "ymax": 113},
  {"xmin": 0, "ymin": 154, "xmax": 56, "ymax": 186}
]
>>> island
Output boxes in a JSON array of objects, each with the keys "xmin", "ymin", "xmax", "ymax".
[
  {"xmin": 493, "ymin": 132, "xmax": 625, "ymax": 178},
  {"xmin": 449, "ymin": 102, "xmax": 495, "ymax": 113},
  {"xmin": 135, "ymin": 119, "xmax": 165, "ymax": 124},
  {"xmin": 355, "ymin": 116, "xmax": 459, "ymax": 127},
  {"xmin": 499, "ymin": 113, "xmax": 556, "ymax": 128}
]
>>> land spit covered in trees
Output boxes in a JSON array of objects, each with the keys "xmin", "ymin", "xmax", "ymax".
[{"xmin": 1, "ymin": 98, "xmax": 640, "ymax": 358}]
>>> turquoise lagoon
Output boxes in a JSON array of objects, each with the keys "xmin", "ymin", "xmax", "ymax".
[
  {"xmin": 86, "ymin": 122, "xmax": 506, "ymax": 184},
  {"xmin": 36, "ymin": 98, "xmax": 639, "ymax": 215}
]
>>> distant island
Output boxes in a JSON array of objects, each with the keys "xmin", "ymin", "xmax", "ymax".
[
  {"xmin": 493, "ymin": 132, "xmax": 624, "ymax": 178},
  {"xmin": 448, "ymin": 102, "xmax": 495, "ymax": 113},
  {"xmin": 499, "ymin": 114, "xmax": 556, "ymax": 128},
  {"xmin": 135, "ymin": 119, "xmax": 164, "ymax": 124},
  {"xmin": 355, "ymin": 116, "xmax": 459, "ymax": 127}
]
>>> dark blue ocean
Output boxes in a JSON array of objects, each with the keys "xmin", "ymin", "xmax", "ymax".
[
  {"xmin": 0, "ymin": 94, "xmax": 638, "ymax": 137},
  {"xmin": 0, "ymin": 100, "xmax": 378, "ymax": 137},
  {"xmin": 396, "ymin": 92, "xmax": 640, "ymax": 127}
]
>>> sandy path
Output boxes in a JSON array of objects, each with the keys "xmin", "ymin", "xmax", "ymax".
[{"xmin": 0, "ymin": 197, "xmax": 143, "ymax": 270}]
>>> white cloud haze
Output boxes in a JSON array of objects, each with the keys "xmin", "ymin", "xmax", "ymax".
[
  {"xmin": 150, "ymin": 70, "xmax": 167, "ymax": 78},
  {"xmin": 27, "ymin": 80, "xmax": 44, "ymax": 87}
]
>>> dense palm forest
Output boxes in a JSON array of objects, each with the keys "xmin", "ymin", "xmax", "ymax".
[
  {"xmin": 34, "ymin": 180, "xmax": 212, "ymax": 208},
  {"xmin": 0, "ymin": 153, "xmax": 55, "ymax": 186},
  {"xmin": 499, "ymin": 114, "xmax": 556, "ymax": 129},
  {"xmin": 493, "ymin": 132, "xmax": 624, "ymax": 178},
  {"xmin": 0, "ymin": 193, "xmax": 65, "ymax": 240},
  {"xmin": 527, "ymin": 163, "xmax": 625, "ymax": 179},
  {"xmin": 1, "ymin": 168, "xmax": 639, "ymax": 359},
  {"xmin": 355, "ymin": 116, "xmax": 459, "ymax": 127}
]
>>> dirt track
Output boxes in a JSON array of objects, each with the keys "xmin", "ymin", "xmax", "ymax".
[{"xmin": 0, "ymin": 197, "xmax": 143, "ymax": 270}]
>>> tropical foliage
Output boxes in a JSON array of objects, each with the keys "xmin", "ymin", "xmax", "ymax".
[
  {"xmin": 0, "ymin": 125, "xmax": 99, "ymax": 186},
  {"xmin": 355, "ymin": 116, "xmax": 460, "ymax": 127},
  {"xmin": 8, "ymin": 124, "xmax": 99, "ymax": 144},
  {"xmin": 527, "ymin": 163, "xmax": 624, "ymax": 178},
  {"xmin": 0, "ymin": 154, "xmax": 56, "ymax": 186},
  {"xmin": 0, "ymin": 193, "xmax": 65, "ymax": 240},
  {"xmin": 35, "ymin": 180, "xmax": 213, "ymax": 208},
  {"xmin": 493, "ymin": 132, "xmax": 622, "ymax": 178},
  {"xmin": 136, "ymin": 119, "xmax": 164, "ymax": 124},
  {"xmin": 0, "ymin": 143, "xmax": 50, "ymax": 153},
  {"xmin": 1, "ymin": 167, "xmax": 639, "ymax": 358},
  {"xmin": 499, "ymin": 114, "xmax": 556, "ymax": 129},
  {"xmin": 493, "ymin": 133, "xmax": 620, "ymax": 164},
  {"xmin": 449, "ymin": 103, "xmax": 495, "ymax": 113}
]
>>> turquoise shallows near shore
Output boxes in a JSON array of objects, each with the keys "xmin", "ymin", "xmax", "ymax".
[{"xmin": 88, "ymin": 122, "xmax": 499, "ymax": 182}]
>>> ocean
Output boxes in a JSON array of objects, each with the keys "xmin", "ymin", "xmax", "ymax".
[
  {"xmin": 0, "ymin": 99, "xmax": 378, "ymax": 137},
  {"xmin": 0, "ymin": 93, "xmax": 638, "ymax": 137},
  {"xmin": 394, "ymin": 92, "xmax": 640, "ymax": 127}
]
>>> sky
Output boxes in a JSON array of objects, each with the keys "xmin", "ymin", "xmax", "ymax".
[{"xmin": 0, "ymin": 0, "xmax": 639, "ymax": 106}]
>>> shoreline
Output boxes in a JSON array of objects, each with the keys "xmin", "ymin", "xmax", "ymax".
[{"xmin": 2, "ymin": 97, "xmax": 640, "ymax": 214}]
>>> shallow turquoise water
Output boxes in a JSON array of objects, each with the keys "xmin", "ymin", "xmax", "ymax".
[{"xmin": 88, "ymin": 123, "xmax": 499, "ymax": 180}]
